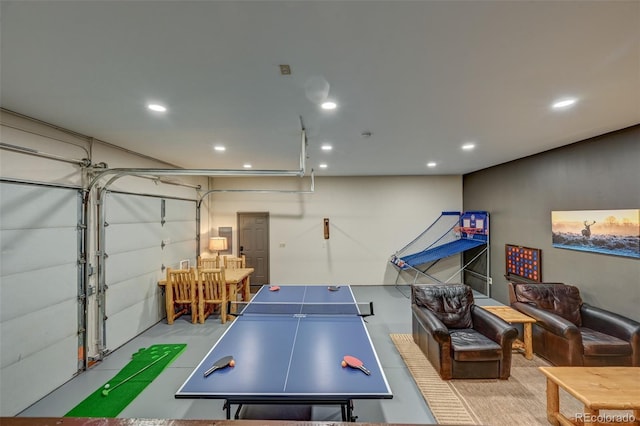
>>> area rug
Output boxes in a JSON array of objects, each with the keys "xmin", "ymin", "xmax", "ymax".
[
  {"xmin": 390, "ymin": 334, "xmax": 590, "ymax": 426},
  {"xmin": 65, "ymin": 344, "xmax": 186, "ymax": 418}
]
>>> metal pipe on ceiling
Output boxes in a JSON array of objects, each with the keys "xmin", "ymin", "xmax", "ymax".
[{"xmin": 198, "ymin": 168, "xmax": 315, "ymax": 203}]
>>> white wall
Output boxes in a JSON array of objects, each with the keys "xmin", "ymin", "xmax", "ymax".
[{"xmin": 209, "ymin": 175, "xmax": 463, "ymax": 285}]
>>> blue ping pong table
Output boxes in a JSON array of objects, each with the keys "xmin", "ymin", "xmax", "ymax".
[{"xmin": 175, "ymin": 285, "xmax": 393, "ymax": 421}]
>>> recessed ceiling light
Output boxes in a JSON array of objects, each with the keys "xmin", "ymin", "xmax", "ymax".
[
  {"xmin": 552, "ymin": 98, "xmax": 578, "ymax": 109},
  {"xmin": 243, "ymin": 163, "xmax": 252, "ymax": 169},
  {"xmin": 147, "ymin": 103, "xmax": 167, "ymax": 112},
  {"xmin": 321, "ymin": 144, "xmax": 333, "ymax": 151},
  {"xmin": 319, "ymin": 163, "xmax": 328, "ymax": 169},
  {"xmin": 321, "ymin": 101, "xmax": 337, "ymax": 110},
  {"xmin": 427, "ymin": 162, "xmax": 437, "ymax": 168},
  {"xmin": 214, "ymin": 145, "xmax": 226, "ymax": 152},
  {"xmin": 461, "ymin": 143, "xmax": 476, "ymax": 151}
]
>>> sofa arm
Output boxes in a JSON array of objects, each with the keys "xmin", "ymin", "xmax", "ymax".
[
  {"xmin": 472, "ymin": 306, "xmax": 518, "ymax": 346},
  {"xmin": 411, "ymin": 304, "xmax": 450, "ymax": 344},
  {"xmin": 512, "ymin": 302, "xmax": 581, "ymax": 339},
  {"xmin": 581, "ymin": 304, "xmax": 640, "ymax": 342}
]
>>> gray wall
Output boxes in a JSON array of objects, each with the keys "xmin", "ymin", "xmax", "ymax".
[{"xmin": 463, "ymin": 125, "xmax": 640, "ymax": 322}]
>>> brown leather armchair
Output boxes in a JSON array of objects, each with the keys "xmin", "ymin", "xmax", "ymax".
[
  {"xmin": 411, "ymin": 284, "xmax": 518, "ymax": 380},
  {"xmin": 508, "ymin": 282, "xmax": 640, "ymax": 366}
]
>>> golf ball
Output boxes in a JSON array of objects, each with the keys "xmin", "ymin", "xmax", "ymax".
[{"xmin": 104, "ymin": 384, "xmax": 110, "ymax": 389}]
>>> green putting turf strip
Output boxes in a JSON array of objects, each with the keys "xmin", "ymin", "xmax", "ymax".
[{"xmin": 65, "ymin": 344, "xmax": 186, "ymax": 418}]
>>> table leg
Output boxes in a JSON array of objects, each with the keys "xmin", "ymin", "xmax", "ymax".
[
  {"xmin": 583, "ymin": 407, "xmax": 598, "ymax": 426},
  {"xmin": 243, "ymin": 275, "xmax": 251, "ymax": 301},
  {"xmin": 223, "ymin": 401, "xmax": 231, "ymax": 419},
  {"xmin": 227, "ymin": 284, "xmax": 237, "ymax": 316},
  {"xmin": 198, "ymin": 281, "xmax": 204, "ymax": 324},
  {"xmin": 523, "ymin": 323, "xmax": 533, "ymax": 360},
  {"xmin": 165, "ymin": 280, "xmax": 174, "ymax": 325},
  {"xmin": 347, "ymin": 400, "xmax": 356, "ymax": 422},
  {"xmin": 546, "ymin": 377, "xmax": 560, "ymax": 426}
]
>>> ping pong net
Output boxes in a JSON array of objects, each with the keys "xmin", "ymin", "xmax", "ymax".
[{"xmin": 228, "ymin": 301, "xmax": 374, "ymax": 317}]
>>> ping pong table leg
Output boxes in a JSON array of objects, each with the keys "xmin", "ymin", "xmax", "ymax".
[
  {"xmin": 347, "ymin": 400, "xmax": 357, "ymax": 422},
  {"xmin": 223, "ymin": 400, "xmax": 231, "ymax": 419}
]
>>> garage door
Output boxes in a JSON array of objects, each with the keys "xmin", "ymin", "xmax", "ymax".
[
  {"xmin": 102, "ymin": 192, "xmax": 196, "ymax": 352},
  {"xmin": 0, "ymin": 182, "xmax": 80, "ymax": 416}
]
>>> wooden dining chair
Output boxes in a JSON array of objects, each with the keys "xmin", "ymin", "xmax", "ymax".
[
  {"xmin": 197, "ymin": 255, "xmax": 219, "ymax": 269},
  {"xmin": 224, "ymin": 255, "xmax": 246, "ymax": 269},
  {"xmin": 165, "ymin": 267, "xmax": 198, "ymax": 325},
  {"xmin": 198, "ymin": 268, "xmax": 227, "ymax": 324}
]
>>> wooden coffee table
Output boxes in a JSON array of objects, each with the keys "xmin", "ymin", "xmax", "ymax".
[
  {"xmin": 539, "ymin": 367, "xmax": 640, "ymax": 426},
  {"xmin": 483, "ymin": 305, "xmax": 536, "ymax": 360}
]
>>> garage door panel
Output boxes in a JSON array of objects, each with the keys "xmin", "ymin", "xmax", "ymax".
[
  {"xmin": 164, "ymin": 200, "xmax": 195, "ymax": 221},
  {"xmin": 0, "ymin": 263, "xmax": 76, "ymax": 322},
  {"xmin": 106, "ymin": 274, "xmax": 161, "ymax": 317},
  {"xmin": 0, "ymin": 302, "xmax": 77, "ymax": 369},
  {"xmin": 0, "ymin": 185, "xmax": 78, "ymax": 229},
  {"xmin": 163, "ymin": 240, "xmax": 196, "ymax": 268},
  {"xmin": 106, "ymin": 247, "xmax": 162, "ymax": 285},
  {"xmin": 105, "ymin": 222, "xmax": 163, "ymax": 254},
  {"xmin": 105, "ymin": 194, "xmax": 159, "ymax": 224},
  {"xmin": 162, "ymin": 221, "xmax": 197, "ymax": 243},
  {"xmin": 106, "ymin": 296, "xmax": 163, "ymax": 350},
  {"xmin": 0, "ymin": 228, "xmax": 76, "ymax": 276},
  {"xmin": 0, "ymin": 335, "xmax": 77, "ymax": 416}
]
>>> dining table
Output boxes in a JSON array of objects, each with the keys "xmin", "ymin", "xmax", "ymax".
[{"xmin": 158, "ymin": 267, "xmax": 255, "ymax": 320}]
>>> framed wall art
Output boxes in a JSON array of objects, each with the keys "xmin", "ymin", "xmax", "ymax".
[
  {"xmin": 551, "ymin": 209, "xmax": 639, "ymax": 259},
  {"xmin": 505, "ymin": 244, "xmax": 542, "ymax": 282}
]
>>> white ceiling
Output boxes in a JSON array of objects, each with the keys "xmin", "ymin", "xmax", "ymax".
[{"xmin": 1, "ymin": 1, "xmax": 639, "ymax": 176}]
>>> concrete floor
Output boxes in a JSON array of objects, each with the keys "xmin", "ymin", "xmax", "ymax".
[{"xmin": 18, "ymin": 285, "xmax": 501, "ymax": 423}]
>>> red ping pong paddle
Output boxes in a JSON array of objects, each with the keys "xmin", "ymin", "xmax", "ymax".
[
  {"xmin": 204, "ymin": 355, "xmax": 234, "ymax": 377},
  {"xmin": 343, "ymin": 355, "xmax": 371, "ymax": 375},
  {"xmin": 269, "ymin": 285, "xmax": 280, "ymax": 291}
]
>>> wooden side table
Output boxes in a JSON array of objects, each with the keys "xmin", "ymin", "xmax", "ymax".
[{"xmin": 482, "ymin": 305, "xmax": 536, "ymax": 360}]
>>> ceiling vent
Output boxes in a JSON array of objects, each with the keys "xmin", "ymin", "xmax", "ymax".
[{"xmin": 279, "ymin": 64, "xmax": 291, "ymax": 75}]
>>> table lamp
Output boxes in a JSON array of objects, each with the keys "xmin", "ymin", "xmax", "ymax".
[{"xmin": 209, "ymin": 237, "xmax": 228, "ymax": 257}]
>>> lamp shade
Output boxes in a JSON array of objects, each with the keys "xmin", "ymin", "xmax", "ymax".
[{"xmin": 209, "ymin": 237, "xmax": 228, "ymax": 252}]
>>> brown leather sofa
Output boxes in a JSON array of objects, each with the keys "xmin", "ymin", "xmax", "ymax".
[
  {"xmin": 508, "ymin": 282, "xmax": 640, "ymax": 366},
  {"xmin": 411, "ymin": 284, "xmax": 518, "ymax": 380}
]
